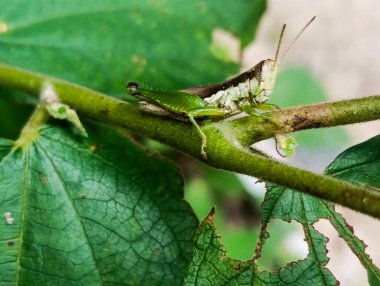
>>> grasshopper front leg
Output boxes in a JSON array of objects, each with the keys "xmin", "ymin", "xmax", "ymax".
[{"xmin": 240, "ymin": 101, "xmax": 282, "ymax": 125}]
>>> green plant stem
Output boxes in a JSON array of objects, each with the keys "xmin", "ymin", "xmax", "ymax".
[
  {"xmin": 1, "ymin": 63, "xmax": 380, "ymax": 218},
  {"xmin": 228, "ymin": 96, "xmax": 380, "ymax": 145}
]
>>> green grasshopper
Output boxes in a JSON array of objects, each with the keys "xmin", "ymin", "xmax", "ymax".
[{"xmin": 127, "ymin": 17, "xmax": 315, "ymax": 159}]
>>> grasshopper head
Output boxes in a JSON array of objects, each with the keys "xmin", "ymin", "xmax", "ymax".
[
  {"xmin": 127, "ymin": 82, "xmax": 139, "ymax": 95},
  {"xmin": 249, "ymin": 59, "xmax": 278, "ymax": 104},
  {"xmin": 127, "ymin": 81, "xmax": 149, "ymax": 102},
  {"xmin": 249, "ymin": 17, "xmax": 315, "ymax": 104},
  {"xmin": 255, "ymin": 59, "xmax": 278, "ymax": 93}
]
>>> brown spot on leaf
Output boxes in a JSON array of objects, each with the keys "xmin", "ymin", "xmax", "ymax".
[
  {"xmin": 206, "ymin": 207, "xmax": 216, "ymax": 222},
  {"xmin": 7, "ymin": 241, "xmax": 14, "ymax": 247},
  {"xmin": 80, "ymin": 195, "xmax": 87, "ymax": 199},
  {"xmin": 155, "ymin": 250, "xmax": 161, "ymax": 257},
  {"xmin": 40, "ymin": 176, "xmax": 48, "ymax": 184}
]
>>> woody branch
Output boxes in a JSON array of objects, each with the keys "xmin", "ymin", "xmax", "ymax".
[{"xmin": 0, "ymin": 63, "xmax": 380, "ymax": 218}]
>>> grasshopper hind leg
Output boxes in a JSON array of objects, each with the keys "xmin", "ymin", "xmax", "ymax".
[
  {"xmin": 187, "ymin": 108, "xmax": 226, "ymax": 159},
  {"xmin": 188, "ymin": 114, "xmax": 208, "ymax": 159}
]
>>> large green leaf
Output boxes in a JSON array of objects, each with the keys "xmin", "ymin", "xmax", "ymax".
[
  {"xmin": 183, "ymin": 136, "xmax": 380, "ymax": 285},
  {"xmin": 255, "ymin": 184, "xmax": 338, "ymax": 286},
  {"xmin": 325, "ymin": 134, "xmax": 380, "ymax": 286},
  {"xmin": 0, "ymin": 123, "xmax": 197, "ymax": 285},
  {"xmin": 255, "ymin": 135, "xmax": 380, "ymax": 285},
  {"xmin": 257, "ymin": 184, "xmax": 380, "ymax": 285},
  {"xmin": 182, "ymin": 209, "xmax": 336, "ymax": 286},
  {"xmin": 0, "ymin": 0, "xmax": 265, "ymax": 96},
  {"xmin": 185, "ymin": 166, "xmax": 261, "ymax": 261},
  {"xmin": 183, "ymin": 180, "xmax": 379, "ymax": 286},
  {"xmin": 325, "ymin": 134, "xmax": 380, "ymax": 188}
]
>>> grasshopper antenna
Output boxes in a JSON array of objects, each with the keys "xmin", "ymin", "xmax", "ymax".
[
  {"xmin": 274, "ymin": 24, "xmax": 286, "ymax": 66},
  {"xmin": 280, "ymin": 16, "xmax": 316, "ymax": 60}
]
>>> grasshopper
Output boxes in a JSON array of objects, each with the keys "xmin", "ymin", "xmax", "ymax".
[{"xmin": 127, "ymin": 17, "xmax": 315, "ymax": 159}]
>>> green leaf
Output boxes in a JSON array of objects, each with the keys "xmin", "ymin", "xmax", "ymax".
[
  {"xmin": 0, "ymin": 123, "xmax": 197, "ymax": 285},
  {"xmin": 182, "ymin": 209, "xmax": 337, "ymax": 286},
  {"xmin": 256, "ymin": 184, "xmax": 338, "ymax": 285},
  {"xmin": 0, "ymin": 0, "xmax": 265, "ymax": 96},
  {"xmin": 184, "ymin": 165, "xmax": 262, "ymax": 262},
  {"xmin": 258, "ymin": 182, "xmax": 380, "ymax": 285},
  {"xmin": 182, "ymin": 212, "xmax": 255, "ymax": 286},
  {"xmin": 253, "ymin": 135, "xmax": 380, "ymax": 285},
  {"xmin": 325, "ymin": 134, "xmax": 380, "ymax": 285},
  {"xmin": 325, "ymin": 134, "xmax": 380, "ymax": 188}
]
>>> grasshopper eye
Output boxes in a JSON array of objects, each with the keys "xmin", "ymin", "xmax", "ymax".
[{"xmin": 127, "ymin": 82, "xmax": 139, "ymax": 94}]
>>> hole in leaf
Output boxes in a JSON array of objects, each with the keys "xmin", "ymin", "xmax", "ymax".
[
  {"xmin": 314, "ymin": 216, "xmax": 370, "ymax": 286},
  {"xmin": 184, "ymin": 167, "xmax": 263, "ymax": 262},
  {"xmin": 256, "ymin": 219, "xmax": 308, "ymax": 271},
  {"xmin": 218, "ymin": 225, "xmax": 259, "ymax": 261}
]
